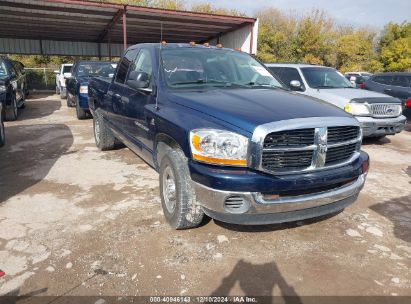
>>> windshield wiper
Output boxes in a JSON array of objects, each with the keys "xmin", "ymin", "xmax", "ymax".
[
  {"xmin": 245, "ymin": 82, "xmax": 281, "ymax": 89},
  {"xmin": 171, "ymin": 79, "xmax": 233, "ymax": 86}
]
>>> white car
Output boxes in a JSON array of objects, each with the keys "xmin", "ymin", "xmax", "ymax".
[
  {"xmin": 54, "ymin": 64, "xmax": 73, "ymax": 99},
  {"xmin": 266, "ymin": 63, "xmax": 406, "ymax": 138}
]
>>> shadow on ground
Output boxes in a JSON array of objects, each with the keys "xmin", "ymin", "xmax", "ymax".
[
  {"xmin": 211, "ymin": 259, "xmax": 302, "ymax": 303},
  {"xmin": 369, "ymin": 166, "xmax": 411, "ymax": 244},
  {"xmin": 362, "ymin": 136, "xmax": 391, "ymax": 146},
  {"xmin": 214, "ymin": 211, "xmax": 342, "ymax": 233},
  {"xmin": 18, "ymin": 95, "xmax": 61, "ymax": 120},
  {"xmin": 0, "ymin": 123, "xmax": 73, "ymax": 203}
]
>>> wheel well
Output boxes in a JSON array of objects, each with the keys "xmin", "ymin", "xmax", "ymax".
[{"xmin": 154, "ymin": 134, "xmax": 183, "ymax": 170}]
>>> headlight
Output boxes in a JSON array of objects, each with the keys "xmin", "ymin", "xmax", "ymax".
[
  {"xmin": 0, "ymin": 85, "xmax": 6, "ymax": 93},
  {"xmin": 344, "ymin": 103, "xmax": 370, "ymax": 116},
  {"xmin": 190, "ymin": 129, "xmax": 249, "ymax": 166},
  {"xmin": 79, "ymin": 85, "xmax": 88, "ymax": 94}
]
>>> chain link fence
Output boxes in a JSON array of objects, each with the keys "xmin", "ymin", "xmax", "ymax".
[{"xmin": 25, "ymin": 68, "xmax": 56, "ymax": 91}]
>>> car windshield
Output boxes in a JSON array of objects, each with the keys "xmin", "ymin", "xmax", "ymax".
[
  {"xmin": 63, "ymin": 65, "xmax": 72, "ymax": 73},
  {"xmin": 161, "ymin": 48, "xmax": 283, "ymax": 89},
  {"xmin": 301, "ymin": 67, "xmax": 353, "ymax": 89},
  {"xmin": 0, "ymin": 60, "xmax": 9, "ymax": 77},
  {"xmin": 77, "ymin": 62, "xmax": 116, "ymax": 77}
]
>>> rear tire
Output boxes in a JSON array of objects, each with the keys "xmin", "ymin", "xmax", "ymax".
[
  {"xmin": 60, "ymin": 88, "xmax": 66, "ymax": 99},
  {"xmin": 0, "ymin": 107, "xmax": 5, "ymax": 147},
  {"xmin": 76, "ymin": 97, "xmax": 87, "ymax": 120},
  {"xmin": 93, "ymin": 110, "xmax": 115, "ymax": 151},
  {"xmin": 5, "ymin": 92, "xmax": 18, "ymax": 121},
  {"xmin": 66, "ymin": 94, "xmax": 74, "ymax": 107},
  {"xmin": 159, "ymin": 149, "xmax": 204, "ymax": 229},
  {"xmin": 56, "ymin": 86, "xmax": 59, "ymax": 95}
]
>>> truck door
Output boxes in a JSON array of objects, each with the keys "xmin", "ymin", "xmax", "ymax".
[
  {"xmin": 66, "ymin": 64, "xmax": 77, "ymax": 100},
  {"xmin": 121, "ymin": 48, "xmax": 155, "ymax": 152},
  {"xmin": 108, "ymin": 49, "xmax": 138, "ymax": 130}
]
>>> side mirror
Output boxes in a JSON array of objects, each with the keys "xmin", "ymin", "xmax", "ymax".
[
  {"xmin": 54, "ymin": 70, "xmax": 59, "ymax": 74},
  {"xmin": 290, "ymin": 80, "xmax": 303, "ymax": 91},
  {"xmin": 126, "ymin": 71, "xmax": 151, "ymax": 92}
]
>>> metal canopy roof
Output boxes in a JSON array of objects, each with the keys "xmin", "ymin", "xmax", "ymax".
[{"xmin": 0, "ymin": 0, "xmax": 256, "ymax": 46}]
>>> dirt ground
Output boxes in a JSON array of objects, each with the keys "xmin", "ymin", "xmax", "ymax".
[{"xmin": 0, "ymin": 94, "xmax": 410, "ymax": 300}]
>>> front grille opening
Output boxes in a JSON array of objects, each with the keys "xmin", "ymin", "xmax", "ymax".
[
  {"xmin": 224, "ymin": 196, "xmax": 249, "ymax": 214},
  {"xmin": 263, "ymin": 128, "xmax": 315, "ymax": 148},
  {"xmin": 262, "ymin": 150, "xmax": 313, "ymax": 171},
  {"xmin": 262, "ymin": 178, "xmax": 357, "ymax": 198},
  {"xmin": 325, "ymin": 143, "xmax": 357, "ymax": 166},
  {"xmin": 327, "ymin": 126, "xmax": 360, "ymax": 144}
]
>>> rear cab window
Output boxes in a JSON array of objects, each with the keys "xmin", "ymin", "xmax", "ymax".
[{"xmin": 269, "ymin": 67, "xmax": 303, "ymax": 89}]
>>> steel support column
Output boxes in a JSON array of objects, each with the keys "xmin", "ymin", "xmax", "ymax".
[{"xmin": 122, "ymin": 5, "xmax": 127, "ymax": 50}]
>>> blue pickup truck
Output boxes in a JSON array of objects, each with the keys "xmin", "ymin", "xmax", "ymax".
[
  {"xmin": 66, "ymin": 61, "xmax": 117, "ymax": 119},
  {"xmin": 88, "ymin": 43, "xmax": 370, "ymax": 229}
]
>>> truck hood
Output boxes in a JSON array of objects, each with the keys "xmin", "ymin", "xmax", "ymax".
[
  {"xmin": 168, "ymin": 88, "xmax": 352, "ymax": 133},
  {"xmin": 313, "ymin": 88, "xmax": 399, "ymax": 106}
]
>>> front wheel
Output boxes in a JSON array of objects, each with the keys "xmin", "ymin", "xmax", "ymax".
[{"xmin": 159, "ymin": 149, "xmax": 204, "ymax": 229}]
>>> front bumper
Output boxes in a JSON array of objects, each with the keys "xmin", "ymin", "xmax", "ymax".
[
  {"xmin": 190, "ymin": 153, "xmax": 368, "ymax": 225},
  {"xmin": 356, "ymin": 115, "xmax": 406, "ymax": 137}
]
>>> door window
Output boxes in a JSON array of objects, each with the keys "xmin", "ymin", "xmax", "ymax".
[
  {"xmin": 373, "ymin": 76, "xmax": 393, "ymax": 85},
  {"xmin": 272, "ymin": 67, "xmax": 303, "ymax": 89},
  {"xmin": 126, "ymin": 49, "xmax": 153, "ymax": 86},
  {"xmin": 391, "ymin": 75, "xmax": 410, "ymax": 88},
  {"xmin": 115, "ymin": 50, "xmax": 138, "ymax": 84}
]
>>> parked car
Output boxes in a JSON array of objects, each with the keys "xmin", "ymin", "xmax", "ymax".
[
  {"xmin": 54, "ymin": 63, "xmax": 73, "ymax": 100},
  {"xmin": 88, "ymin": 43, "xmax": 369, "ymax": 229},
  {"xmin": 0, "ymin": 57, "xmax": 27, "ymax": 121},
  {"xmin": 0, "ymin": 101, "xmax": 5, "ymax": 147},
  {"xmin": 266, "ymin": 64, "xmax": 406, "ymax": 139},
  {"xmin": 66, "ymin": 61, "xmax": 117, "ymax": 120},
  {"xmin": 345, "ymin": 72, "xmax": 372, "ymax": 89},
  {"xmin": 363, "ymin": 72, "xmax": 411, "ymax": 120}
]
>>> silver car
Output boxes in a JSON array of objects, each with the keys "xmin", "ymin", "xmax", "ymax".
[{"xmin": 266, "ymin": 63, "xmax": 406, "ymax": 138}]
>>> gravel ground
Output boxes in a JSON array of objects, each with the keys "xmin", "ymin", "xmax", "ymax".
[{"xmin": 0, "ymin": 94, "xmax": 410, "ymax": 300}]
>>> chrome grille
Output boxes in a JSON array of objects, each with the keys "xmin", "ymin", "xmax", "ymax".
[
  {"xmin": 370, "ymin": 103, "xmax": 401, "ymax": 118},
  {"xmin": 258, "ymin": 121, "xmax": 362, "ymax": 174}
]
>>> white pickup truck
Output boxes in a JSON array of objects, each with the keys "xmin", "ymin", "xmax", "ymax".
[
  {"xmin": 54, "ymin": 64, "xmax": 73, "ymax": 99},
  {"xmin": 266, "ymin": 64, "xmax": 406, "ymax": 139}
]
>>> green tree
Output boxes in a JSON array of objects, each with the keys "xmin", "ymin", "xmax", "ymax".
[{"xmin": 377, "ymin": 22, "xmax": 411, "ymax": 71}]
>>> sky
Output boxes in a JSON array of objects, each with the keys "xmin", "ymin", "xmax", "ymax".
[{"xmin": 188, "ymin": 0, "xmax": 410, "ymax": 29}]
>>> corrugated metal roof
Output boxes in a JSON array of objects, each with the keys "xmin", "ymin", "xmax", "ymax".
[{"xmin": 0, "ymin": 0, "xmax": 256, "ymax": 56}]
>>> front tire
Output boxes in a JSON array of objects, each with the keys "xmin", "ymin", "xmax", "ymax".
[
  {"xmin": 76, "ymin": 97, "xmax": 87, "ymax": 120},
  {"xmin": 5, "ymin": 92, "xmax": 18, "ymax": 121},
  {"xmin": 159, "ymin": 149, "xmax": 204, "ymax": 229},
  {"xmin": 93, "ymin": 110, "xmax": 115, "ymax": 151}
]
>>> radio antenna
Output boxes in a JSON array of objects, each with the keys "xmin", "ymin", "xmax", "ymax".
[{"xmin": 155, "ymin": 23, "xmax": 163, "ymax": 111}]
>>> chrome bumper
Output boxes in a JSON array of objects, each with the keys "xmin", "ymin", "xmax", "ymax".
[
  {"xmin": 193, "ymin": 173, "xmax": 366, "ymax": 224},
  {"xmin": 356, "ymin": 115, "xmax": 406, "ymax": 137}
]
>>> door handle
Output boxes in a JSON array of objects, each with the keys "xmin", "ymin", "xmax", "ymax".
[
  {"xmin": 384, "ymin": 88, "xmax": 392, "ymax": 91},
  {"xmin": 113, "ymin": 93, "xmax": 121, "ymax": 99}
]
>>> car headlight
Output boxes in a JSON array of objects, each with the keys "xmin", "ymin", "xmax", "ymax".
[
  {"xmin": 79, "ymin": 85, "xmax": 88, "ymax": 94},
  {"xmin": 190, "ymin": 129, "xmax": 249, "ymax": 166},
  {"xmin": 0, "ymin": 85, "xmax": 6, "ymax": 93},
  {"xmin": 344, "ymin": 103, "xmax": 370, "ymax": 116}
]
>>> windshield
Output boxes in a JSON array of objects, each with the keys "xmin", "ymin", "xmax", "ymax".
[
  {"xmin": 301, "ymin": 67, "xmax": 353, "ymax": 89},
  {"xmin": 161, "ymin": 48, "xmax": 283, "ymax": 89},
  {"xmin": 0, "ymin": 60, "xmax": 9, "ymax": 77},
  {"xmin": 62, "ymin": 65, "xmax": 72, "ymax": 73},
  {"xmin": 76, "ymin": 62, "xmax": 116, "ymax": 77}
]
